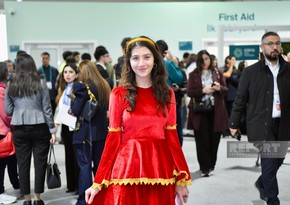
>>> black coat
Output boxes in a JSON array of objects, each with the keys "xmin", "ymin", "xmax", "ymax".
[
  {"xmin": 229, "ymin": 56, "xmax": 290, "ymax": 142},
  {"xmin": 70, "ymin": 82, "xmax": 108, "ymax": 144}
]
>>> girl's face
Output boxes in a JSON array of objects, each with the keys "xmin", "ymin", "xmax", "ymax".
[
  {"xmin": 202, "ymin": 54, "xmax": 211, "ymax": 70},
  {"xmin": 63, "ymin": 66, "xmax": 78, "ymax": 83},
  {"xmin": 130, "ymin": 46, "xmax": 154, "ymax": 83}
]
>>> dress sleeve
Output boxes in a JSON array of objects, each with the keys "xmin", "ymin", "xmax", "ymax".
[
  {"xmin": 165, "ymin": 88, "xmax": 192, "ymax": 186},
  {"xmin": 91, "ymin": 87, "xmax": 125, "ymax": 190}
]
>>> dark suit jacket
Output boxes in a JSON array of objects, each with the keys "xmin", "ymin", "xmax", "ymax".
[
  {"xmin": 230, "ymin": 56, "xmax": 290, "ymax": 142},
  {"xmin": 70, "ymin": 82, "xmax": 108, "ymax": 144},
  {"xmin": 96, "ymin": 64, "xmax": 114, "ymax": 89}
]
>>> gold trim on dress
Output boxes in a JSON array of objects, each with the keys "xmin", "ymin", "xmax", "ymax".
[
  {"xmin": 166, "ymin": 125, "xmax": 177, "ymax": 130},
  {"xmin": 108, "ymin": 127, "xmax": 122, "ymax": 132},
  {"xmin": 173, "ymin": 170, "xmax": 192, "ymax": 186},
  {"xmin": 92, "ymin": 172, "xmax": 191, "ymax": 189},
  {"xmin": 91, "ymin": 183, "xmax": 103, "ymax": 191},
  {"xmin": 109, "ymin": 177, "xmax": 176, "ymax": 186}
]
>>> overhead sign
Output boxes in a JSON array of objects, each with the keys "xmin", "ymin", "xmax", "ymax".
[
  {"xmin": 179, "ymin": 41, "xmax": 192, "ymax": 51},
  {"xmin": 9, "ymin": 45, "xmax": 20, "ymax": 52},
  {"xmin": 229, "ymin": 45, "xmax": 260, "ymax": 60}
]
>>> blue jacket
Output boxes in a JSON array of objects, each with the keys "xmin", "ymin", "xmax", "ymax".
[
  {"xmin": 164, "ymin": 59, "xmax": 184, "ymax": 86},
  {"xmin": 70, "ymin": 82, "xmax": 108, "ymax": 144}
]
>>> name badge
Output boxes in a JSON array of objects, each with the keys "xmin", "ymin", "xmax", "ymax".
[
  {"xmin": 46, "ymin": 82, "xmax": 52, "ymax": 90},
  {"xmin": 274, "ymin": 94, "xmax": 281, "ymax": 110}
]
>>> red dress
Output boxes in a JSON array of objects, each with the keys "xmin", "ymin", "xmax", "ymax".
[{"xmin": 89, "ymin": 86, "xmax": 191, "ymax": 205}]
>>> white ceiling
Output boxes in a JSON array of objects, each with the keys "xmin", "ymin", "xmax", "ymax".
[{"xmin": 1, "ymin": 0, "xmax": 289, "ymax": 10}]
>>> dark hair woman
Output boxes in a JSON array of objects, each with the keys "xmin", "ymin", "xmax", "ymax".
[
  {"xmin": 187, "ymin": 50, "xmax": 228, "ymax": 177},
  {"xmin": 5, "ymin": 54, "xmax": 56, "ymax": 205},
  {"xmin": 85, "ymin": 36, "xmax": 191, "ymax": 205}
]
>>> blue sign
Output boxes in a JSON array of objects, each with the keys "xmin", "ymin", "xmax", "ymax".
[
  {"xmin": 229, "ymin": 45, "xmax": 260, "ymax": 60},
  {"xmin": 179, "ymin": 41, "xmax": 192, "ymax": 51},
  {"xmin": 10, "ymin": 45, "xmax": 20, "ymax": 52}
]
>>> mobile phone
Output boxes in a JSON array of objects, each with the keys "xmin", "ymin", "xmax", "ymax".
[{"xmin": 211, "ymin": 83, "xmax": 216, "ymax": 87}]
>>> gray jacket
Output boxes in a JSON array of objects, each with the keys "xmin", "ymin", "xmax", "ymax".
[{"xmin": 5, "ymin": 80, "xmax": 56, "ymax": 134}]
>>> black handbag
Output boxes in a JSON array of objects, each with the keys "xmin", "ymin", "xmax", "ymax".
[
  {"xmin": 46, "ymin": 144, "xmax": 61, "ymax": 189},
  {"xmin": 193, "ymin": 98, "xmax": 213, "ymax": 113},
  {"xmin": 82, "ymin": 84, "xmax": 98, "ymax": 121}
]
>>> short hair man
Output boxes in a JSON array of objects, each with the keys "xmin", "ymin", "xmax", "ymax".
[
  {"xmin": 94, "ymin": 46, "xmax": 113, "ymax": 89},
  {"xmin": 4, "ymin": 60, "xmax": 15, "ymax": 80},
  {"xmin": 230, "ymin": 31, "xmax": 290, "ymax": 205},
  {"xmin": 81, "ymin": 53, "xmax": 91, "ymax": 61},
  {"xmin": 114, "ymin": 37, "xmax": 132, "ymax": 85},
  {"xmin": 38, "ymin": 52, "xmax": 59, "ymax": 115}
]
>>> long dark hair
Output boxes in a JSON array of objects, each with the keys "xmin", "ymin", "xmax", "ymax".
[
  {"xmin": 120, "ymin": 36, "xmax": 171, "ymax": 116},
  {"xmin": 196, "ymin": 50, "xmax": 213, "ymax": 73},
  {"xmin": 55, "ymin": 63, "xmax": 79, "ymax": 104},
  {"xmin": 8, "ymin": 54, "xmax": 42, "ymax": 97}
]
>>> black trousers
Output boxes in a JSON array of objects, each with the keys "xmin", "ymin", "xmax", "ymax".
[
  {"xmin": 259, "ymin": 119, "xmax": 287, "ymax": 200},
  {"xmin": 13, "ymin": 124, "xmax": 50, "ymax": 195},
  {"xmin": 194, "ymin": 110, "xmax": 221, "ymax": 172},
  {"xmin": 61, "ymin": 124, "xmax": 79, "ymax": 192},
  {"xmin": 0, "ymin": 154, "xmax": 20, "ymax": 194}
]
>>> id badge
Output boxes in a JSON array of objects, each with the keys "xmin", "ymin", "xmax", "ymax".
[
  {"xmin": 274, "ymin": 94, "xmax": 281, "ymax": 110},
  {"xmin": 46, "ymin": 82, "xmax": 52, "ymax": 89}
]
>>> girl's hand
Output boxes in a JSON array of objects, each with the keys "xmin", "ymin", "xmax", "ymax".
[{"xmin": 85, "ymin": 186, "xmax": 100, "ymax": 204}]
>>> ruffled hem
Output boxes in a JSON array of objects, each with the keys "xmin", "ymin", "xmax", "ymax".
[{"xmin": 92, "ymin": 170, "xmax": 191, "ymax": 191}]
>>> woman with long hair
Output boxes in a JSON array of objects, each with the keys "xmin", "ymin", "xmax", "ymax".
[
  {"xmin": 54, "ymin": 63, "xmax": 79, "ymax": 193},
  {"xmin": 187, "ymin": 50, "xmax": 228, "ymax": 177},
  {"xmin": 5, "ymin": 54, "xmax": 56, "ymax": 205},
  {"xmin": 85, "ymin": 36, "xmax": 191, "ymax": 205},
  {"xmin": 69, "ymin": 60, "xmax": 110, "ymax": 205}
]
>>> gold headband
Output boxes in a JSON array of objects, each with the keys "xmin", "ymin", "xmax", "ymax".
[{"xmin": 126, "ymin": 37, "xmax": 156, "ymax": 52}]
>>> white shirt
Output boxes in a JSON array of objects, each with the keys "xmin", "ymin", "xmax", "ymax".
[{"xmin": 265, "ymin": 59, "xmax": 281, "ymax": 118}]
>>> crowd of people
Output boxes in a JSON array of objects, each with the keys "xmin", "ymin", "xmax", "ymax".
[{"xmin": 0, "ymin": 31, "xmax": 289, "ymax": 205}]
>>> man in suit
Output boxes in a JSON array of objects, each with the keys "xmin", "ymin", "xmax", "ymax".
[
  {"xmin": 93, "ymin": 46, "xmax": 113, "ymax": 89},
  {"xmin": 38, "ymin": 52, "xmax": 59, "ymax": 115},
  {"xmin": 230, "ymin": 31, "xmax": 290, "ymax": 205}
]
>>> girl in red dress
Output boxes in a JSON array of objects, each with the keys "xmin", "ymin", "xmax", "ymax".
[{"xmin": 85, "ymin": 36, "xmax": 191, "ymax": 205}]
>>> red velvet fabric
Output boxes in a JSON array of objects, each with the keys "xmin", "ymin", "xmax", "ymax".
[{"xmin": 89, "ymin": 86, "xmax": 191, "ymax": 205}]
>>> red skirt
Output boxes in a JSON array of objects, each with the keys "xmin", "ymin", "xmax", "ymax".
[{"xmin": 89, "ymin": 184, "xmax": 175, "ymax": 205}]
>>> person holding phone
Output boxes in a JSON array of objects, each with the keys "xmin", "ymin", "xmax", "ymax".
[{"xmin": 187, "ymin": 50, "xmax": 228, "ymax": 177}]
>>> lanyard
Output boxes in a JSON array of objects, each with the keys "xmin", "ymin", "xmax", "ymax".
[
  {"xmin": 63, "ymin": 83, "xmax": 73, "ymax": 105},
  {"xmin": 41, "ymin": 66, "xmax": 52, "ymax": 82}
]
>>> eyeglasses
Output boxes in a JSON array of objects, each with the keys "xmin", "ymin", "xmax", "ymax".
[{"xmin": 263, "ymin": 42, "xmax": 281, "ymax": 48}]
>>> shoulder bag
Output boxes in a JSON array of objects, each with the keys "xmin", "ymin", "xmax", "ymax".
[
  {"xmin": 82, "ymin": 84, "xmax": 98, "ymax": 121},
  {"xmin": 0, "ymin": 132, "xmax": 15, "ymax": 158},
  {"xmin": 46, "ymin": 144, "xmax": 61, "ymax": 189},
  {"xmin": 192, "ymin": 98, "xmax": 213, "ymax": 113}
]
